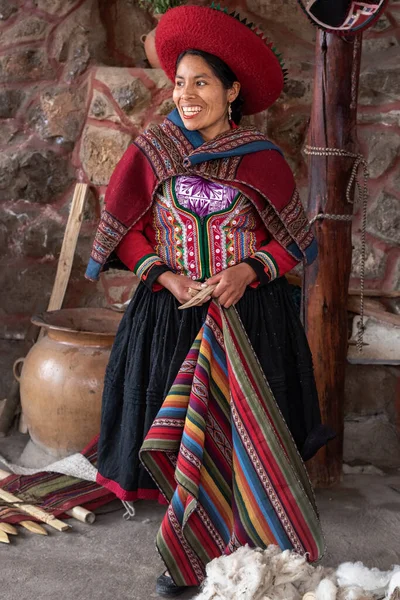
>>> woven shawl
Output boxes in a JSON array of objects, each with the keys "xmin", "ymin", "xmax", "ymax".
[
  {"xmin": 85, "ymin": 109, "xmax": 317, "ymax": 281},
  {"xmin": 140, "ymin": 301, "xmax": 325, "ymax": 586}
]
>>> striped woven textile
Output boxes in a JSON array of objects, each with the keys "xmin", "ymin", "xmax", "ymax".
[
  {"xmin": 140, "ymin": 301, "xmax": 325, "ymax": 586},
  {"xmin": 0, "ymin": 437, "xmax": 114, "ymax": 524}
]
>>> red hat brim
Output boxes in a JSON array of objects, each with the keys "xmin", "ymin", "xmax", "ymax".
[{"xmin": 155, "ymin": 6, "xmax": 284, "ymax": 115}]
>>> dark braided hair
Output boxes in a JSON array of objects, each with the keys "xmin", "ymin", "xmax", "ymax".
[{"xmin": 176, "ymin": 49, "xmax": 244, "ymax": 125}]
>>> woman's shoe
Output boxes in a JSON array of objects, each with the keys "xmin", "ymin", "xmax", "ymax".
[{"xmin": 156, "ymin": 573, "xmax": 186, "ymax": 597}]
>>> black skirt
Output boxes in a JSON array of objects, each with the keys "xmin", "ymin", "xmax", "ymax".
[{"xmin": 97, "ymin": 278, "xmax": 334, "ymax": 500}]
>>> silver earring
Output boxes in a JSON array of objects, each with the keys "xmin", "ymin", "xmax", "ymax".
[{"xmin": 228, "ymin": 103, "xmax": 232, "ymax": 121}]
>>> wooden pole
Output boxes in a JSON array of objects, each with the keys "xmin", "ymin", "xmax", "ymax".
[{"xmin": 304, "ymin": 30, "xmax": 363, "ymax": 487}]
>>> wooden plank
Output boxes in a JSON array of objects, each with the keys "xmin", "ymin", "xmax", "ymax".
[
  {"xmin": 347, "ymin": 296, "xmax": 400, "ymax": 327},
  {"xmin": 348, "ymin": 288, "xmax": 400, "ymax": 298},
  {"xmin": 303, "ymin": 31, "xmax": 363, "ymax": 487},
  {"xmin": 46, "ymin": 183, "xmax": 89, "ymax": 313}
]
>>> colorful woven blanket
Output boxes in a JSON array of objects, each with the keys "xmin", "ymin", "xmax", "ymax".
[
  {"xmin": 140, "ymin": 301, "xmax": 325, "ymax": 586},
  {"xmin": 0, "ymin": 437, "xmax": 114, "ymax": 524}
]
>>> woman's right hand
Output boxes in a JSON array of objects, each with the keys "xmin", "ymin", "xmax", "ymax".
[{"xmin": 156, "ymin": 272, "xmax": 204, "ymax": 305}]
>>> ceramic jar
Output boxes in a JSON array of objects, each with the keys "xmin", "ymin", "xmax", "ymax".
[{"xmin": 15, "ymin": 308, "xmax": 122, "ymax": 458}]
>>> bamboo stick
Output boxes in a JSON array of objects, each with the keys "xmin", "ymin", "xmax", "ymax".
[
  {"xmin": 0, "ymin": 522, "xmax": 18, "ymax": 536},
  {"xmin": 0, "ymin": 487, "xmax": 70, "ymax": 532},
  {"xmin": 0, "ymin": 530, "xmax": 10, "ymax": 544},
  {"xmin": 20, "ymin": 521, "xmax": 48, "ymax": 535},
  {"xmin": 66, "ymin": 507, "xmax": 95, "ymax": 524}
]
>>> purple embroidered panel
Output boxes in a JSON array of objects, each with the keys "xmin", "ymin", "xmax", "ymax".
[{"xmin": 175, "ymin": 175, "xmax": 237, "ymax": 218}]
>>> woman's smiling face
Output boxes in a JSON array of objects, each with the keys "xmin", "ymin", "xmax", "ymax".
[{"xmin": 173, "ymin": 54, "xmax": 240, "ymax": 141}]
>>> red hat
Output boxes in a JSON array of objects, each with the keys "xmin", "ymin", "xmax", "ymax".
[{"xmin": 155, "ymin": 4, "xmax": 287, "ymax": 116}]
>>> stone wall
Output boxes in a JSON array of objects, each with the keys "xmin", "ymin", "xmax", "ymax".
[{"xmin": 0, "ymin": 0, "xmax": 399, "ymax": 463}]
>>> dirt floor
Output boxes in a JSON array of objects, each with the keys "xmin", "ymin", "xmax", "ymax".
[{"xmin": 1, "ymin": 433, "xmax": 400, "ymax": 600}]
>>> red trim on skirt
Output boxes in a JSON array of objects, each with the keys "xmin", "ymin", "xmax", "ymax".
[{"xmin": 96, "ymin": 472, "xmax": 167, "ymax": 504}]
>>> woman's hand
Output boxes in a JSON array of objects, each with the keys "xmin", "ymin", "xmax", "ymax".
[
  {"xmin": 157, "ymin": 272, "xmax": 204, "ymax": 304},
  {"xmin": 207, "ymin": 263, "xmax": 257, "ymax": 308}
]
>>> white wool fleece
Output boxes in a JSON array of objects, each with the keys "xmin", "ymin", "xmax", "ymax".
[
  {"xmin": 337, "ymin": 562, "xmax": 400, "ymax": 595},
  {"xmin": 195, "ymin": 546, "xmax": 400, "ymax": 600},
  {"xmin": 316, "ymin": 578, "xmax": 338, "ymax": 600},
  {"xmin": 387, "ymin": 572, "xmax": 400, "ymax": 599}
]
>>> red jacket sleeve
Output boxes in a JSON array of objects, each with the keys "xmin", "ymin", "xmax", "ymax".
[
  {"xmin": 244, "ymin": 239, "xmax": 300, "ymax": 287},
  {"xmin": 116, "ymin": 211, "xmax": 171, "ymax": 291}
]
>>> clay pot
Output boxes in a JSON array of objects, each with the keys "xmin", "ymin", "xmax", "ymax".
[
  {"xmin": 141, "ymin": 14, "xmax": 162, "ymax": 68},
  {"xmin": 15, "ymin": 308, "xmax": 122, "ymax": 458}
]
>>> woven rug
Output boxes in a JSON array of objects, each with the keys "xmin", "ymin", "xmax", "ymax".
[{"xmin": 0, "ymin": 436, "xmax": 115, "ymax": 524}]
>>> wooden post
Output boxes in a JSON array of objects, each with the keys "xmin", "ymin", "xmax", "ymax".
[{"xmin": 304, "ymin": 31, "xmax": 363, "ymax": 487}]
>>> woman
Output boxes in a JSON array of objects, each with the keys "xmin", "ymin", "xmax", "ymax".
[{"xmin": 86, "ymin": 5, "xmax": 334, "ymax": 597}]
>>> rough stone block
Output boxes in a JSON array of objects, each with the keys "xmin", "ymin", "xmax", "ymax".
[
  {"xmin": 281, "ymin": 77, "xmax": 312, "ymax": 104},
  {"xmin": 145, "ymin": 69, "xmax": 173, "ymax": 90},
  {"xmin": 0, "ymin": 261, "xmax": 56, "ymax": 319},
  {"xmin": 344, "ymin": 414, "xmax": 400, "ymax": 468},
  {"xmin": 64, "ymin": 33, "xmax": 91, "ymax": 83},
  {"xmin": 111, "ymin": 79, "xmax": 151, "ymax": 115},
  {"xmin": 351, "ymin": 238, "xmax": 387, "ymax": 280},
  {"xmin": 362, "ymin": 35, "xmax": 399, "ymax": 55},
  {"xmin": 0, "ymin": 202, "xmax": 39, "ymax": 257},
  {"xmin": 359, "ymin": 129, "xmax": 400, "ymax": 179},
  {"xmin": 0, "ymin": 0, "xmax": 17, "ymax": 20},
  {"xmin": 80, "ymin": 125, "xmax": 132, "ymax": 185},
  {"xmin": 0, "ymin": 90, "xmax": 25, "ymax": 119},
  {"xmin": 49, "ymin": 2, "xmax": 107, "ymax": 80},
  {"xmin": 0, "ymin": 340, "xmax": 31, "ymax": 402},
  {"xmin": 0, "ymin": 122, "xmax": 27, "ymax": 147},
  {"xmin": 345, "ymin": 363, "xmax": 399, "ymax": 422},
  {"xmin": 22, "ymin": 217, "xmax": 64, "ymax": 259},
  {"xmin": 348, "ymin": 315, "xmax": 400, "ymax": 365},
  {"xmin": 0, "ymin": 153, "xmax": 17, "ymax": 190},
  {"xmin": 358, "ymin": 109, "xmax": 400, "ymax": 127},
  {"xmin": 247, "ymin": 0, "xmax": 316, "ymax": 44},
  {"xmin": 0, "ymin": 48, "xmax": 54, "ymax": 84},
  {"xmin": 367, "ymin": 192, "xmax": 400, "ymax": 245},
  {"xmin": 268, "ymin": 113, "xmax": 309, "ymax": 155},
  {"xmin": 156, "ymin": 98, "xmax": 175, "ymax": 117},
  {"xmin": 33, "ymin": 0, "xmax": 82, "ymax": 16},
  {"xmin": 0, "ymin": 150, "xmax": 74, "ymax": 204},
  {"xmin": 0, "ymin": 17, "xmax": 50, "ymax": 45},
  {"xmin": 89, "ymin": 90, "xmax": 120, "ymax": 122},
  {"xmin": 99, "ymin": 0, "xmax": 154, "ymax": 66},
  {"xmin": 29, "ymin": 85, "xmax": 87, "ymax": 142},
  {"xmin": 94, "ymin": 68, "xmax": 151, "ymax": 121},
  {"xmin": 100, "ymin": 269, "xmax": 138, "ymax": 306},
  {"xmin": 359, "ymin": 68, "xmax": 400, "ymax": 105}
]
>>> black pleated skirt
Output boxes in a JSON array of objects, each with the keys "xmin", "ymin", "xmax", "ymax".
[{"xmin": 97, "ymin": 278, "xmax": 334, "ymax": 500}]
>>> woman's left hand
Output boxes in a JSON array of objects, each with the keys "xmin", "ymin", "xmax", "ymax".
[{"xmin": 206, "ymin": 263, "xmax": 257, "ymax": 308}]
